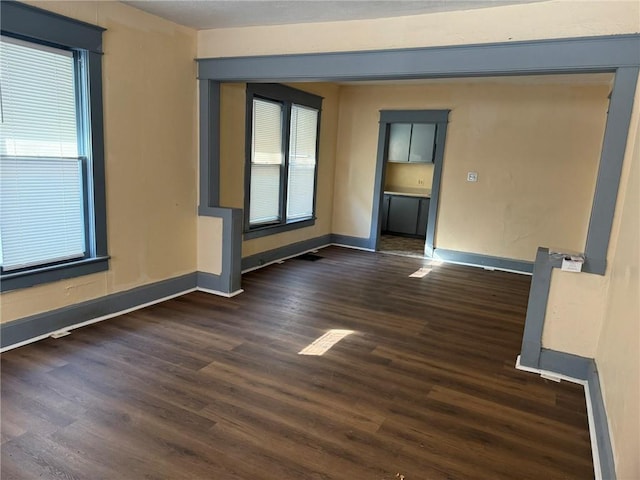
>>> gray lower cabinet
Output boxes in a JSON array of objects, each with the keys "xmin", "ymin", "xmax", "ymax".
[
  {"xmin": 381, "ymin": 194, "xmax": 391, "ymax": 231},
  {"xmin": 382, "ymin": 194, "xmax": 430, "ymax": 237},
  {"xmin": 417, "ymin": 198, "xmax": 430, "ymax": 237},
  {"xmin": 385, "ymin": 195, "xmax": 419, "ymax": 235}
]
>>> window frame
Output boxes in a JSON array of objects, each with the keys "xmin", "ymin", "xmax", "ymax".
[
  {"xmin": 244, "ymin": 83, "xmax": 322, "ymax": 240},
  {"xmin": 0, "ymin": 2, "xmax": 108, "ymax": 292}
]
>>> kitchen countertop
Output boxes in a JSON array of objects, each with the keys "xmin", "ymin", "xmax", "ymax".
[{"xmin": 384, "ymin": 187, "xmax": 431, "ymax": 198}]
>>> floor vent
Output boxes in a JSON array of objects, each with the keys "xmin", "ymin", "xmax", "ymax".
[{"xmin": 295, "ymin": 253, "xmax": 324, "ymax": 261}]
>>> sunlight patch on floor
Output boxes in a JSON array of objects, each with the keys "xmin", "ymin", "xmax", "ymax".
[
  {"xmin": 298, "ymin": 329, "xmax": 355, "ymax": 356},
  {"xmin": 409, "ymin": 267, "xmax": 432, "ymax": 278}
]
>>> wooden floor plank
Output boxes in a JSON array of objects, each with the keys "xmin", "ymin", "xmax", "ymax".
[{"xmin": 1, "ymin": 246, "xmax": 593, "ymax": 479}]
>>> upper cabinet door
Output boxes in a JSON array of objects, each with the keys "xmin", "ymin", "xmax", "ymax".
[
  {"xmin": 409, "ymin": 124, "xmax": 436, "ymax": 163},
  {"xmin": 387, "ymin": 122, "xmax": 436, "ymax": 163},
  {"xmin": 387, "ymin": 123, "xmax": 412, "ymax": 162}
]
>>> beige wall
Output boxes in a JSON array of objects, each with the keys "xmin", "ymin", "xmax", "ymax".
[
  {"xmin": 540, "ymin": 77, "xmax": 639, "ymax": 476},
  {"xmin": 1, "ymin": 2, "xmax": 198, "ymax": 323},
  {"xmin": 594, "ymin": 88, "xmax": 639, "ymax": 479},
  {"xmin": 542, "ymin": 270, "xmax": 607, "ymax": 357},
  {"xmin": 197, "ymin": 217, "xmax": 223, "ymax": 276},
  {"xmin": 542, "ymin": 77, "xmax": 640, "ymax": 356},
  {"xmin": 217, "ymin": 82, "xmax": 340, "ymax": 258},
  {"xmin": 385, "ymin": 163, "xmax": 434, "ymax": 191},
  {"xmin": 198, "ymin": 1, "xmax": 639, "ymax": 58},
  {"xmin": 333, "ymin": 79, "xmax": 609, "ymax": 261}
]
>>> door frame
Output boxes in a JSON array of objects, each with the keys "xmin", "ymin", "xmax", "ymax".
[{"xmin": 371, "ymin": 109, "xmax": 450, "ymax": 255}]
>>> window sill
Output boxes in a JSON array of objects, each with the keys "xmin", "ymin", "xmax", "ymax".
[
  {"xmin": 244, "ymin": 218, "xmax": 315, "ymax": 240},
  {"xmin": 1, "ymin": 256, "xmax": 110, "ymax": 292}
]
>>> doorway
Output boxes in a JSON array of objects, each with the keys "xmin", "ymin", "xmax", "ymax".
[{"xmin": 371, "ymin": 109, "xmax": 450, "ymax": 258}]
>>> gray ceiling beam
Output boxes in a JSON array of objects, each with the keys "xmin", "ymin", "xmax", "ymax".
[{"xmin": 197, "ymin": 34, "xmax": 640, "ymax": 82}]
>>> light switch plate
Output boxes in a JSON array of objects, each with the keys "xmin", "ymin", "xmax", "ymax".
[{"xmin": 467, "ymin": 171, "xmax": 478, "ymax": 182}]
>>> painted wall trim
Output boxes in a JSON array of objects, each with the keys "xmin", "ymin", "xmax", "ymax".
[
  {"xmin": 197, "ymin": 36, "xmax": 640, "ymax": 306},
  {"xmin": 241, "ymin": 234, "xmax": 332, "ymax": 272},
  {"xmin": 196, "ymin": 271, "xmax": 243, "ymax": 297},
  {"xmin": 371, "ymin": 110, "xmax": 449, "ymax": 254},
  {"xmin": 198, "ymin": 206, "xmax": 243, "ymax": 294},
  {"xmin": 0, "ymin": 273, "xmax": 198, "ymax": 350},
  {"xmin": 241, "ymin": 233, "xmax": 414, "ymax": 273},
  {"xmin": 196, "ymin": 271, "xmax": 224, "ymax": 293},
  {"xmin": 239, "ymin": 234, "xmax": 533, "ymax": 273},
  {"xmin": 1, "ymin": 1, "xmax": 105, "ymax": 54},
  {"xmin": 583, "ymin": 67, "xmax": 639, "ymax": 275},
  {"xmin": 197, "ymin": 36, "xmax": 640, "ymax": 282},
  {"xmin": 517, "ymin": 350, "xmax": 616, "ymax": 480},
  {"xmin": 0, "ymin": 268, "xmax": 249, "ymax": 352},
  {"xmin": 538, "ymin": 348, "xmax": 591, "ymax": 380},
  {"xmin": 519, "ymin": 247, "xmax": 563, "ymax": 366},
  {"xmin": 330, "ymin": 234, "xmax": 374, "ymax": 250},
  {"xmin": 433, "ymin": 248, "xmax": 534, "ymax": 274},
  {"xmin": 199, "ymin": 80, "xmax": 221, "ymax": 208},
  {"xmin": 379, "ymin": 109, "xmax": 450, "ymax": 124},
  {"xmin": 586, "ymin": 360, "xmax": 616, "ymax": 480},
  {"xmin": 425, "ymin": 121, "xmax": 449, "ymax": 256},
  {"xmin": 1, "ymin": 1, "xmax": 109, "ymax": 292},
  {"xmin": 197, "ymin": 34, "xmax": 640, "ymax": 82},
  {"xmin": 1, "ymin": 256, "xmax": 109, "ymax": 292}
]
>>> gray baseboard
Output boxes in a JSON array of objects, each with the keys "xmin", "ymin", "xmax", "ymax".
[
  {"xmin": 586, "ymin": 361, "xmax": 616, "ymax": 480},
  {"xmin": 196, "ymin": 271, "xmax": 225, "ymax": 293},
  {"xmin": 538, "ymin": 348, "xmax": 591, "ymax": 380},
  {"xmin": 519, "ymin": 349, "xmax": 616, "ymax": 480},
  {"xmin": 241, "ymin": 234, "xmax": 332, "ymax": 271},
  {"xmin": 434, "ymin": 248, "xmax": 534, "ymax": 274},
  {"xmin": 1, "ymin": 273, "xmax": 197, "ymax": 349},
  {"xmin": 196, "ymin": 271, "xmax": 242, "ymax": 296},
  {"xmin": 2, "ymin": 233, "xmax": 339, "ymax": 350},
  {"xmin": 330, "ymin": 234, "xmax": 374, "ymax": 250}
]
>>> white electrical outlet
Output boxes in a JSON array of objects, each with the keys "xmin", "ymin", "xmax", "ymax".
[
  {"xmin": 467, "ymin": 171, "xmax": 478, "ymax": 182},
  {"xmin": 417, "ymin": 178, "xmax": 424, "ymax": 186}
]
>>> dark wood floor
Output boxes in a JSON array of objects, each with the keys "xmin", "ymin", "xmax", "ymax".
[{"xmin": 1, "ymin": 246, "xmax": 593, "ymax": 479}]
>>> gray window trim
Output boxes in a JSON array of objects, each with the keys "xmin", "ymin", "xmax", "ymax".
[
  {"xmin": 379, "ymin": 110, "xmax": 449, "ymax": 124},
  {"xmin": 0, "ymin": 1, "xmax": 104, "ymax": 53},
  {"xmin": 244, "ymin": 218, "xmax": 316, "ymax": 240},
  {"xmin": 243, "ymin": 83, "xmax": 323, "ymax": 238},
  {"xmin": 0, "ymin": 2, "xmax": 108, "ymax": 292}
]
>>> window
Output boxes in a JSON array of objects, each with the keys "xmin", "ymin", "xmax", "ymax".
[
  {"xmin": 0, "ymin": 2, "xmax": 107, "ymax": 292},
  {"xmin": 245, "ymin": 84, "xmax": 322, "ymax": 238}
]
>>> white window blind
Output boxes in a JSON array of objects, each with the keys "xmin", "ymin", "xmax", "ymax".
[
  {"xmin": 0, "ymin": 37, "xmax": 78, "ymax": 157},
  {"xmin": 0, "ymin": 36, "xmax": 86, "ymax": 271},
  {"xmin": 287, "ymin": 105, "xmax": 318, "ymax": 222},
  {"xmin": 1, "ymin": 158, "xmax": 85, "ymax": 270},
  {"xmin": 250, "ymin": 98, "xmax": 283, "ymax": 225}
]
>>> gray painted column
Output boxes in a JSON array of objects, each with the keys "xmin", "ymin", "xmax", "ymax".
[
  {"xmin": 584, "ymin": 67, "xmax": 639, "ymax": 274},
  {"xmin": 199, "ymin": 80, "xmax": 221, "ymax": 208},
  {"xmin": 198, "ymin": 206, "xmax": 243, "ymax": 294},
  {"xmin": 519, "ymin": 247, "xmax": 563, "ymax": 367}
]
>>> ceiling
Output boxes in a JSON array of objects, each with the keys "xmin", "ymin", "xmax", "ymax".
[{"xmin": 123, "ymin": 0, "xmax": 544, "ymax": 30}]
